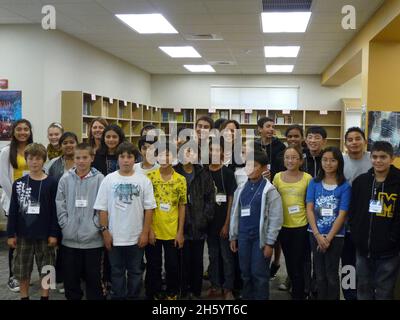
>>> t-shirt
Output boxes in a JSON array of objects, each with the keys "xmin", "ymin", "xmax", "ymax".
[
  {"xmin": 343, "ymin": 152, "xmax": 371, "ymax": 185},
  {"xmin": 106, "ymin": 155, "xmax": 119, "ymax": 175},
  {"xmin": 147, "ymin": 169, "xmax": 187, "ymax": 240},
  {"xmin": 306, "ymin": 179, "xmax": 351, "ymax": 237},
  {"xmin": 273, "ymin": 172, "xmax": 312, "ymax": 228},
  {"xmin": 209, "ymin": 166, "xmax": 237, "ymax": 235},
  {"xmin": 13, "ymin": 154, "xmax": 28, "ymax": 181},
  {"xmin": 93, "ymin": 171, "xmax": 157, "ymax": 246},
  {"xmin": 239, "ymin": 178, "xmax": 266, "ymax": 234},
  {"xmin": 134, "ymin": 162, "xmax": 160, "ymax": 175}
]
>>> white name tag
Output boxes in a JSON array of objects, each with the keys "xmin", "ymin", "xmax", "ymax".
[
  {"xmin": 369, "ymin": 200, "xmax": 383, "ymax": 213},
  {"xmin": 321, "ymin": 208, "xmax": 334, "ymax": 217},
  {"xmin": 160, "ymin": 203, "xmax": 171, "ymax": 212},
  {"xmin": 241, "ymin": 208, "xmax": 251, "ymax": 217},
  {"xmin": 27, "ymin": 205, "xmax": 40, "ymax": 215},
  {"xmin": 22, "ymin": 171, "xmax": 30, "ymax": 176},
  {"xmin": 288, "ymin": 205, "xmax": 300, "ymax": 214},
  {"xmin": 267, "ymin": 164, "xmax": 271, "ymax": 171},
  {"xmin": 75, "ymin": 200, "xmax": 87, "ymax": 208},
  {"xmin": 216, "ymin": 194, "xmax": 227, "ymax": 203},
  {"xmin": 116, "ymin": 201, "xmax": 128, "ymax": 211}
]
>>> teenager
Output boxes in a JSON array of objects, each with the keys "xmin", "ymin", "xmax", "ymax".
[{"xmin": 46, "ymin": 122, "xmax": 64, "ymax": 160}]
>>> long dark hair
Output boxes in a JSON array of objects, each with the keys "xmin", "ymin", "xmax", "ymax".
[
  {"xmin": 10, "ymin": 119, "xmax": 33, "ymax": 169},
  {"xmin": 98, "ymin": 124, "xmax": 126, "ymax": 155},
  {"xmin": 315, "ymin": 146, "xmax": 346, "ymax": 186}
]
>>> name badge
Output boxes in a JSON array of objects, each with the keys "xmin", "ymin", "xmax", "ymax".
[
  {"xmin": 369, "ymin": 200, "xmax": 383, "ymax": 213},
  {"xmin": 241, "ymin": 207, "xmax": 251, "ymax": 217},
  {"xmin": 75, "ymin": 199, "xmax": 88, "ymax": 208},
  {"xmin": 116, "ymin": 201, "xmax": 128, "ymax": 211},
  {"xmin": 160, "ymin": 203, "xmax": 171, "ymax": 212},
  {"xmin": 22, "ymin": 171, "xmax": 30, "ymax": 177},
  {"xmin": 267, "ymin": 164, "xmax": 271, "ymax": 171},
  {"xmin": 321, "ymin": 208, "xmax": 334, "ymax": 217},
  {"xmin": 288, "ymin": 205, "xmax": 300, "ymax": 214},
  {"xmin": 27, "ymin": 205, "xmax": 40, "ymax": 215},
  {"xmin": 216, "ymin": 194, "xmax": 227, "ymax": 203}
]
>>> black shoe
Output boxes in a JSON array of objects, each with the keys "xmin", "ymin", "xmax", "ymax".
[{"xmin": 270, "ymin": 262, "xmax": 280, "ymax": 278}]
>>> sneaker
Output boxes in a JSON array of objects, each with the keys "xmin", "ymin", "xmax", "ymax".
[
  {"xmin": 165, "ymin": 294, "xmax": 177, "ymax": 300},
  {"xmin": 8, "ymin": 277, "xmax": 20, "ymax": 293},
  {"xmin": 224, "ymin": 290, "xmax": 235, "ymax": 300},
  {"xmin": 153, "ymin": 292, "xmax": 166, "ymax": 300},
  {"xmin": 57, "ymin": 283, "xmax": 65, "ymax": 294},
  {"xmin": 203, "ymin": 270, "xmax": 209, "ymax": 280},
  {"xmin": 270, "ymin": 262, "xmax": 280, "ymax": 278},
  {"xmin": 207, "ymin": 287, "xmax": 222, "ymax": 298},
  {"xmin": 278, "ymin": 283, "xmax": 288, "ymax": 291}
]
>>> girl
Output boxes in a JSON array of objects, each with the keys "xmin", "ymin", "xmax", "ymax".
[
  {"xmin": 306, "ymin": 146, "xmax": 351, "ymax": 300},
  {"xmin": 92, "ymin": 124, "xmax": 126, "ymax": 176},
  {"xmin": 273, "ymin": 146, "xmax": 312, "ymax": 300},
  {"xmin": 47, "ymin": 132, "xmax": 78, "ymax": 183},
  {"xmin": 88, "ymin": 118, "xmax": 108, "ymax": 153},
  {"xmin": 47, "ymin": 122, "xmax": 64, "ymax": 160},
  {"xmin": 220, "ymin": 120, "xmax": 242, "ymax": 172},
  {"xmin": 0, "ymin": 119, "xmax": 33, "ymax": 292}
]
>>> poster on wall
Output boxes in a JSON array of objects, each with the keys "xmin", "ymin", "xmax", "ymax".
[
  {"xmin": 368, "ymin": 111, "xmax": 400, "ymax": 156},
  {"xmin": 0, "ymin": 91, "xmax": 22, "ymax": 141}
]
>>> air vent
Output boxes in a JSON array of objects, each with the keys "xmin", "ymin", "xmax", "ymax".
[
  {"xmin": 209, "ymin": 61, "xmax": 236, "ymax": 66},
  {"xmin": 262, "ymin": 0, "xmax": 312, "ymax": 12},
  {"xmin": 183, "ymin": 34, "xmax": 223, "ymax": 41}
]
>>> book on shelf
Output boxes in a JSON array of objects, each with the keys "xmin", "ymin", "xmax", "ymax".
[
  {"xmin": 220, "ymin": 110, "xmax": 229, "ymax": 119},
  {"xmin": 82, "ymin": 122, "xmax": 88, "ymax": 137},
  {"xmin": 183, "ymin": 110, "xmax": 193, "ymax": 122},
  {"xmin": 231, "ymin": 113, "xmax": 240, "ymax": 123},
  {"xmin": 162, "ymin": 111, "xmax": 169, "ymax": 122},
  {"xmin": 102, "ymin": 100, "xmax": 109, "ymax": 117},
  {"xmin": 176, "ymin": 114, "xmax": 184, "ymax": 123},
  {"xmin": 118, "ymin": 105, "xmax": 124, "ymax": 118},
  {"xmin": 83, "ymin": 101, "xmax": 92, "ymax": 116},
  {"xmin": 250, "ymin": 112, "xmax": 257, "ymax": 124},
  {"xmin": 284, "ymin": 115, "xmax": 293, "ymax": 124},
  {"xmin": 276, "ymin": 116, "xmax": 285, "ymax": 125}
]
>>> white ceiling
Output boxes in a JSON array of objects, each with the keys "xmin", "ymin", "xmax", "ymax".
[{"xmin": 0, "ymin": 0, "xmax": 385, "ymax": 75}]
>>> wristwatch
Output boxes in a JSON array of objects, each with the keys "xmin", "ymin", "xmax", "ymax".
[{"xmin": 100, "ymin": 226, "xmax": 109, "ymax": 233}]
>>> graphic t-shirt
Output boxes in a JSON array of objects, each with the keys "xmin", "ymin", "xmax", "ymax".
[
  {"xmin": 94, "ymin": 171, "xmax": 157, "ymax": 246},
  {"xmin": 306, "ymin": 179, "xmax": 351, "ymax": 237}
]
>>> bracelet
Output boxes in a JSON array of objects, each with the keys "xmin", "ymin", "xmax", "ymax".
[{"xmin": 100, "ymin": 226, "xmax": 109, "ymax": 233}]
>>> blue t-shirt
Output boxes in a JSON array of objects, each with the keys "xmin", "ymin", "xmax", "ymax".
[
  {"xmin": 239, "ymin": 178, "xmax": 266, "ymax": 234},
  {"xmin": 306, "ymin": 179, "xmax": 351, "ymax": 237}
]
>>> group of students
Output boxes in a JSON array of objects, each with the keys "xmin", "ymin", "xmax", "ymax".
[{"xmin": 0, "ymin": 115, "xmax": 399, "ymax": 301}]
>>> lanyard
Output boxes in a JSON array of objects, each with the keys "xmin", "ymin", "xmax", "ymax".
[
  {"xmin": 27, "ymin": 175, "xmax": 43, "ymax": 203},
  {"xmin": 240, "ymin": 179, "xmax": 264, "ymax": 208},
  {"xmin": 371, "ymin": 178, "xmax": 385, "ymax": 200},
  {"xmin": 261, "ymin": 141, "xmax": 272, "ymax": 167}
]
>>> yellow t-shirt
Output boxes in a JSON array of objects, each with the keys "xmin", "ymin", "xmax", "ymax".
[
  {"xmin": 273, "ymin": 172, "xmax": 312, "ymax": 228},
  {"xmin": 147, "ymin": 169, "xmax": 187, "ymax": 240},
  {"xmin": 13, "ymin": 154, "xmax": 29, "ymax": 182}
]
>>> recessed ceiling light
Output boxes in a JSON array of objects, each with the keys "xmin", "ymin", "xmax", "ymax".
[
  {"xmin": 261, "ymin": 12, "xmax": 311, "ymax": 33},
  {"xmin": 159, "ymin": 46, "xmax": 201, "ymax": 58},
  {"xmin": 264, "ymin": 46, "xmax": 300, "ymax": 58},
  {"xmin": 184, "ymin": 65, "xmax": 215, "ymax": 73},
  {"xmin": 266, "ymin": 65, "xmax": 294, "ymax": 73},
  {"xmin": 115, "ymin": 14, "xmax": 178, "ymax": 34}
]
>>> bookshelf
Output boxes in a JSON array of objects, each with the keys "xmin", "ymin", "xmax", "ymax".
[{"xmin": 61, "ymin": 91, "xmax": 344, "ymax": 150}]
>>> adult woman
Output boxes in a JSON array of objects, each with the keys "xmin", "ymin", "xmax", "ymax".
[{"xmin": 88, "ymin": 118, "xmax": 108, "ymax": 153}]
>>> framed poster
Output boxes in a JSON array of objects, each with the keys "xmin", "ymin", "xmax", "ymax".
[
  {"xmin": 0, "ymin": 91, "xmax": 22, "ymax": 141},
  {"xmin": 368, "ymin": 111, "xmax": 400, "ymax": 156}
]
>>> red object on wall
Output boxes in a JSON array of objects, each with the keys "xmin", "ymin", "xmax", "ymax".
[{"xmin": 0, "ymin": 79, "xmax": 8, "ymax": 89}]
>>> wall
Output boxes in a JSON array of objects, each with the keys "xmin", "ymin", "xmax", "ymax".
[
  {"xmin": 151, "ymin": 74, "xmax": 361, "ymax": 110},
  {"xmin": 0, "ymin": 24, "xmax": 151, "ymax": 145}
]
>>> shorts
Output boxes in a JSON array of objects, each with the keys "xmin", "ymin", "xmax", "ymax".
[{"xmin": 13, "ymin": 238, "xmax": 56, "ymax": 281}]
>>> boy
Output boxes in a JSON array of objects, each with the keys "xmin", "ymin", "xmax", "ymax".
[
  {"xmin": 174, "ymin": 145, "xmax": 215, "ymax": 299},
  {"xmin": 230, "ymin": 151, "xmax": 283, "ymax": 300},
  {"xmin": 7, "ymin": 143, "xmax": 59, "ymax": 300},
  {"xmin": 350, "ymin": 141, "xmax": 400, "ymax": 300},
  {"xmin": 207, "ymin": 139, "xmax": 237, "ymax": 300},
  {"xmin": 134, "ymin": 136, "xmax": 159, "ymax": 175},
  {"xmin": 145, "ymin": 140, "xmax": 187, "ymax": 300},
  {"xmin": 342, "ymin": 127, "xmax": 371, "ymax": 300},
  {"xmin": 255, "ymin": 117, "xmax": 286, "ymax": 180},
  {"xmin": 94, "ymin": 142, "xmax": 156, "ymax": 300},
  {"xmin": 303, "ymin": 126, "xmax": 327, "ymax": 178},
  {"xmin": 56, "ymin": 143, "xmax": 104, "ymax": 300}
]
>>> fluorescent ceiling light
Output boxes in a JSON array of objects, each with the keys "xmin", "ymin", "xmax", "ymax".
[
  {"xmin": 184, "ymin": 65, "xmax": 215, "ymax": 73},
  {"xmin": 266, "ymin": 65, "xmax": 294, "ymax": 73},
  {"xmin": 261, "ymin": 12, "xmax": 311, "ymax": 33},
  {"xmin": 264, "ymin": 46, "xmax": 300, "ymax": 58},
  {"xmin": 115, "ymin": 14, "xmax": 178, "ymax": 34},
  {"xmin": 159, "ymin": 46, "xmax": 201, "ymax": 58}
]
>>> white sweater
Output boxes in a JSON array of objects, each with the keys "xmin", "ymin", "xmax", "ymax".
[{"xmin": 0, "ymin": 145, "xmax": 15, "ymax": 215}]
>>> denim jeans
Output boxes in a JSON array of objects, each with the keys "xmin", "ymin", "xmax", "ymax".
[
  {"xmin": 238, "ymin": 229, "xmax": 270, "ymax": 300},
  {"xmin": 108, "ymin": 245, "xmax": 144, "ymax": 300},
  {"xmin": 207, "ymin": 234, "xmax": 234, "ymax": 291},
  {"xmin": 180, "ymin": 240, "xmax": 205, "ymax": 297},
  {"xmin": 356, "ymin": 251, "xmax": 400, "ymax": 300},
  {"xmin": 310, "ymin": 234, "xmax": 344, "ymax": 300}
]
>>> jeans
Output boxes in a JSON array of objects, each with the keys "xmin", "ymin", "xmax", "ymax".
[
  {"xmin": 207, "ymin": 234, "xmax": 234, "ymax": 290},
  {"xmin": 145, "ymin": 240, "xmax": 179, "ymax": 297},
  {"xmin": 108, "ymin": 245, "xmax": 144, "ymax": 300},
  {"xmin": 310, "ymin": 234, "xmax": 344, "ymax": 300},
  {"xmin": 341, "ymin": 232, "xmax": 357, "ymax": 300},
  {"xmin": 62, "ymin": 246, "xmax": 103, "ymax": 300},
  {"xmin": 356, "ymin": 251, "xmax": 400, "ymax": 300},
  {"xmin": 180, "ymin": 239, "xmax": 205, "ymax": 297},
  {"xmin": 238, "ymin": 229, "xmax": 270, "ymax": 300},
  {"xmin": 279, "ymin": 226, "xmax": 308, "ymax": 300}
]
